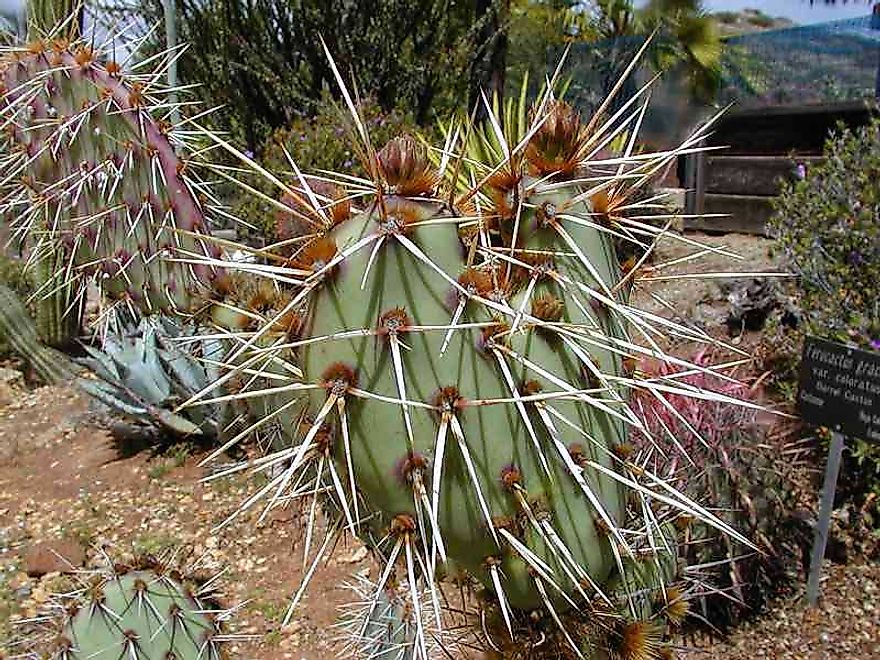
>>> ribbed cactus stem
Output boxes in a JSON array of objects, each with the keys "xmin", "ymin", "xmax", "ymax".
[
  {"xmin": 57, "ymin": 570, "xmax": 220, "ymax": 658},
  {"xmin": 24, "ymin": 0, "xmax": 84, "ymax": 346},
  {"xmin": 0, "ymin": 283, "xmax": 77, "ymax": 383},
  {"xmin": 32, "ymin": 250, "xmax": 81, "ymax": 347},
  {"xmin": 26, "ymin": 0, "xmax": 81, "ymax": 40},
  {"xmin": 12, "ymin": 554, "xmax": 234, "ymax": 659}
]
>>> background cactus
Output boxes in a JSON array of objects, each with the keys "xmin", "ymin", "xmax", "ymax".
[
  {"xmin": 0, "ymin": 22, "xmax": 219, "ymax": 341},
  {"xmin": 0, "ymin": 281, "xmax": 78, "ymax": 383},
  {"xmin": 339, "ymin": 575, "xmax": 450, "ymax": 660},
  {"xmin": 194, "ymin": 48, "xmax": 756, "ymax": 659},
  {"xmin": 56, "ymin": 570, "xmax": 222, "ymax": 658},
  {"xmin": 631, "ymin": 350, "xmax": 812, "ymax": 631}
]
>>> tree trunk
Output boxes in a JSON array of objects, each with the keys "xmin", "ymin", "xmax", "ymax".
[{"xmin": 469, "ymin": 0, "xmax": 509, "ymax": 118}]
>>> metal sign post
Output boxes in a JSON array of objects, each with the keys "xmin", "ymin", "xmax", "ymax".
[
  {"xmin": 805, "ymin": 430, "xmax": 845, "ymax": 606},
  {"xmin": 797, "ymin": 337, "xmax": 880, "ymax": 606}
]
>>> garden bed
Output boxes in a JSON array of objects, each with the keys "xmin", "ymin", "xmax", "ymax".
[{"xmin": 0, "ymin": 231, "xmax": 875, "ymax": 657}]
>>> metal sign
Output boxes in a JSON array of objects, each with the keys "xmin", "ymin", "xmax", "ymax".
[
  {"xmin": 797, "ymin": 336, "xmax": 880, "ymax": 606},
  {"xmin": 797, "ymin": 336, "xmax": 880, "ymax": 441}
]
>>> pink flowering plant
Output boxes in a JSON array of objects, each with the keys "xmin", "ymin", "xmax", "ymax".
[{"xmin": 630, "ymin": 351, "xmax": 810, "ymax": 630}]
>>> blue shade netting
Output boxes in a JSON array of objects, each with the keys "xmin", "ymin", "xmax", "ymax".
[{"xmin": 554, "ymin": 13, "xmax": 879, "ymax": 148}]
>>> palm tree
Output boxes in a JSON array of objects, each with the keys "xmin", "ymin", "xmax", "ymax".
[{"xmin": 593, "ymin": 0, "xmax": 722, "ymax": 102}]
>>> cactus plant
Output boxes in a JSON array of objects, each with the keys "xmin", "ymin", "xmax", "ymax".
[
  {"xmin": 631, "ymin": 351, "xmax": 812, "ymax": 631},
  {"xmin": 0, "ymin": 20, "xmax": 218, "ymax": 339},
  {"xmin": 0, "ymin": 282, "xmax": 78, "ymax": 383},
  {"xmin": 339, "ymin": 575, "xmax": 451, "ymax": 660},
  {"xmin": 191, "ymin": 45, "xmax": 762, "ymax": 659},
  {"xmin": 15, "ymin": 553, "xmax": 232, "ymax": 659},
  {"xmin": 77, "ymin": 316, "xmax": 226, "ymax": 439}
]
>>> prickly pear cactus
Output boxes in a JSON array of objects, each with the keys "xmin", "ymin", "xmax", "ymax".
[
  {"xmin": 340, "ymin": 575, "xmax": 448, "ymax": 660},
  {"xmin": 0, "ymin": 31, "xmax": 217, "ymax": 323},
  {"xmin": 205, "ymin": 64, "xmax": 754, "ymax": 659},
  {"xmin": 17, "ymin": 555, "xmax": 231, "ymax": 659},
  {"xmin": 55, "ymin": 571, "xmax": 221, "ymax": 658}
]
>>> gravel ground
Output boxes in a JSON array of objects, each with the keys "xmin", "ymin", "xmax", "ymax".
[
  {"xmin": 0, "ymin": 386, "xmax": 369, "ymax": 658},
  {"xmin": 681, "ymin": 563, "xmax": 880, "ymax": 659}
]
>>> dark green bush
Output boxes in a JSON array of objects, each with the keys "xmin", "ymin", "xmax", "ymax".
[
  {"xmin": 114, "ymin": 0, "xmax": 490, "ymax": 151},
  {"xmin": 769, "ymin": 119, "xmax": 880, "ymax": 349},
  {"xmin": 263, "ymin": 94, "xmax": 423, "ymax": 178}
]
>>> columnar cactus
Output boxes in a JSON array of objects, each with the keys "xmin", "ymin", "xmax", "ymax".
[
  {"xmin": 199, "ymin": 60, "xmax": 753, "ymax": 658},
  {"xmin": 0, "ymin": 282, "xmax": 77, "ymax": 383},
  {"xmin": 0, "ymin": 28, "xmax": 217, "ymax": 333}
]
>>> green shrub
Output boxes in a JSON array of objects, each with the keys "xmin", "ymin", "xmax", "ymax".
[
  {"xmin": 714, "ymin": 11, "xmax": 740, "ymax": 24},
  {"xmin": 0, "ymin": 253, "xmax": 29, "ymax": 301},
  {"xmin": 769, "ymin": 119, "xmax": 880, "ymax": 349},
  {"xmin": 768, "ymin": 119, "xmax": 880, "ymax": 541},
  {"xmin": 745, "ymin": 11, "xmax": 776, "ymax": 29}
]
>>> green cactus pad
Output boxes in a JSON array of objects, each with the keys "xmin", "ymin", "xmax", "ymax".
[
  {"xmin": 205, "ymin": 73, "xmax": 754, "ymax": 659},
  {"xmin": 55, "ymin": 569, "xmax": 221, "ymax": 659}
]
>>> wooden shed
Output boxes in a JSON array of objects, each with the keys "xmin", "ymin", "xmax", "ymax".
[{"xmin": 681, "ymin": 100, "xmax": 878, "ymax": 234}]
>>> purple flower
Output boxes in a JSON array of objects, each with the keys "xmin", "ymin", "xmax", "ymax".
[
  {"xmin": 871, "ymin": 339, "xmax": 880, "ymax": 351},
  {"xmin": 848, "ymin": 250, "xmax": 864, "ymax": 267},
  {"xmin": 244, "ymin": 149, "xmax": 254, "ymax": 160}
]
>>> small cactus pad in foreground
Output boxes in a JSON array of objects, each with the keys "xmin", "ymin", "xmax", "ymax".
[{"xmin": 46, "ymin": 559, "xmax": 229, "ymax": 659}]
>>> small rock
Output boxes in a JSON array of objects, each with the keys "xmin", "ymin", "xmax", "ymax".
[
  {"xmin": 725, "ymin": 278, "xmax": 785, "ymax": 333},
  {"xmin": 23, "ymin": 540, "xmax": 85, "ymax": 577},
  {"xmin": 266, "ymin": 507, "xmax": 296, "ymax": 525},
  {"xmin": 0, "ymin": 367, "xmax": 24, "ymax": 407},
  {"xmin": 338, "ymin": 545, "xmax": 368, "ymax": 565}
]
